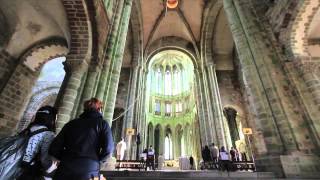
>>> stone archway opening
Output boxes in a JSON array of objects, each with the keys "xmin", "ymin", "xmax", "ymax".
[
  {"xmin": 145, "ymin": 49, "xmax": 200, "ymax": 168},
  {"xmin": 18, "ymin": 57, "xmax": 66, "ymax": 131}
]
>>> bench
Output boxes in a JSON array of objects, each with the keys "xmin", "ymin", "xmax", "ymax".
[{"xmin": 115, "ymin": 160, "xmax": 145, "ymax": 171}]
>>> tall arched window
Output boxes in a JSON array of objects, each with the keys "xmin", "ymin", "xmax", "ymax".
[
  {"xmin": 155, "ymin": 100, "xmax": 161, "ymax": 115},
  {"xmin": 173, "ymin": 70, "xmax": 179, "ymax": 95},
  {"xmin": 165, "ymin": 70, "xmax": 172, "ymax": 95},
  {"xmin": 164, "ymin": 134, "xmax": 173, "ymax": 160},
  {"xmin": 157, "ymin": 69, "xmax": 162, "ymax": 93},
  {"xmin": 165, "ymin": 103, "xmax": 171, "ymax": 116}
]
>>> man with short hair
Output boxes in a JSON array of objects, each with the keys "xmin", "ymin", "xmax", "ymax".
[{"xmin": 49, "ymin": 98, "xmax": 114, "ymax": 180}]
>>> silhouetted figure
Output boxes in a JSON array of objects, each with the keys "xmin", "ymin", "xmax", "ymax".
[
  {"xmin": 230, "ymin": 147, "xmax": 237, "ymax": 162},
  {"xmin": 189, "ymin": 156, "xmax": 194, "ymax": 170},
  {"xmin": 202, "ymin": 145, "xmax": 211, "ymax": 163},
  {"xmin": 136, "ymin": 133, "xmax": 141, "ymax": 160},
  {"xmin": 49, "ymin": 98, "xmax": 114, "ymax": 180}
]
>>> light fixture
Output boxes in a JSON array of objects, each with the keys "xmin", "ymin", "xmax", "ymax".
[{"xmin": 166, "ymin": 0, "xmax": 178, "ymax": 9}]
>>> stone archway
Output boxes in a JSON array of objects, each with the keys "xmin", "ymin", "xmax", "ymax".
[{"xmin": 18, "ymin": 82, "xmax": 61, "ymax": 131}]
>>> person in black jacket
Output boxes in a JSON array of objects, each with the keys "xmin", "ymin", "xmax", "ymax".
[{"xmin": 49, "ymin": 98, "xmax": 114, "ymax": 180}]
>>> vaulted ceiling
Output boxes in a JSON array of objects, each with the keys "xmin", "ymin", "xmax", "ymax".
[{"xmin": 123, "ymin": 0, "xmax": 235, "ymax": 70}]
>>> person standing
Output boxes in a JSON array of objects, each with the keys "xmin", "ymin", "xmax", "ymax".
[
  {"xmin": 230, "ymin": 147, "xmax": 237, "ymax": 162},
  {"xmin": 209, "ymin": 143, "xmax": 219, "ymax": 168},
  {"xmin": 146, "ymin": 145, "xmax": 155, "ymax": 170},
  {"xmin": 49, "ymin": 98, "xmax": 114, "ymax": 180},
  {"xmin": 219, "ymin": 146, "xmax": 230, "ymax": 171},
  {"xmin": 116, "ymin": 138, "xmax": 127, "ymax": 160}
]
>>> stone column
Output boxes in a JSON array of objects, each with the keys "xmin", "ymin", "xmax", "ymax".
[
  {"xmin": 138, "ymin": 68, "xmax": 147, "ymax": 150},
  {"xmin": 224, "ymin": 0, "xmax": 300, "ymax": 176},
  {"xmin": 102, "ymin": 0, "xmax": 133, "ymax": 125},
  {"xmin": 124, "ymin": 65, "xmax": 140, "ymax": 159},
  {"xmin": 95, "ymin": 0, "xmax": 124, "ymax": 101},
  {"xmin": 76, "ymin": 62, "xmax": 102, "ymax": 115},
  {"xmin": 148, "ymin": 126, "xmax": 154, "ymax": 147},
  {"xmin": 56, "ymin": 60, "xmax": 88, "ymax": 131},
  {"xmin": 202, "ymin": 68, "xmax": 216, "ymax": 145},
  {"xmin": 206, "ymin": 63, "xmax": 228, "ymax": 148},
  {"xmin": 199, "ymin": 70, "xmax": 214, "ymax": 145},
  {"xmin": 159, "ymin": 127, "xmax": 164, "ymax": 156},
  {"xmin": 295, "ymin": 61, "xmax": 320, "ymax": 145},
  {"xmin": 194, "ymin": 69, "xmax": 208, "ymax": 145}
]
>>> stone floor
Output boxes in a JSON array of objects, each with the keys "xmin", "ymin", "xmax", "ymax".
[{"xmin": 102, "ymin": 170, "xmax": 279, "ymax": 180}]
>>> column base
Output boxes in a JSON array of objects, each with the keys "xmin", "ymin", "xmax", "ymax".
[
  {"xmin": 255, "ymin": 155, "xmax": 284, "ymax": 177},
  {"xmin": 256, "ymin": 154, "xmax": 320, "ymax": 178},
  {"xmin": 280, "ymin": 154, "xmax": 320, "ymax": 178}
]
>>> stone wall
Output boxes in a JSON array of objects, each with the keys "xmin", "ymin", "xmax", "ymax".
[
  {"xmin": 217, "ymin": 71, "xmax": 244, "ymax": 111},
  {"xmin": 0, "ymin": 64, "xmax": 38, "ymax": 136},
  {"xmin": 115, "ymin": 68, "xmax": 130, "ymax": 109},
  {"xmin": 94, "ymin": 0, "xmax": 110, "ymax": 59},
  {"xmin": 0, "ymin": 50, "xmax": 15, "ymax": 91}
]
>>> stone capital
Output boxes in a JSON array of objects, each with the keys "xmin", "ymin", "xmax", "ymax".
[
  {"xmin": 293, "ymin": 60, "xmax": 319, "ymax": 75},
  {"xmin": 88, "ymin": 61, "xmax": 102, "ymax": 72},
  {"xmin": 63, "ymin": 60, "xmax": 88, "ymax": 73}
]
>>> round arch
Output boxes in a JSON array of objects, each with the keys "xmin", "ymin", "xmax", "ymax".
[
  {"xmin": 18, "ymin": 84, "xmax": 60, "ymax": 131},
  {"xmin": 290, "ymin": 1, "xmax": 320, "ymax": 58},
  {"xmin": 145, "ymin": 37, "xmax": 199, "ymax": 69}
]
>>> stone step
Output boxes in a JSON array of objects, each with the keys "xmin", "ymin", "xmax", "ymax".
[{"xmin": 102, "ymin": 170, "xmax": 276, "ymax": 180}]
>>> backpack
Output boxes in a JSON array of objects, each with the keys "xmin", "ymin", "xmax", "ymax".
[{"xmin": 0, "ymin": 128, "xmax": 48, "ymax": 180}]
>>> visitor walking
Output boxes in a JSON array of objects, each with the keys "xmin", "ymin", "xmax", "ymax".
[
  {"xmin": 19, "ymin": 106, "xmax": 58, "ymax": 180},
  {"xmin": 49, "ymin": 98, "xmax": 114, "ymax": 180},
  {"xmin": 209, "ymin": 143, "xmax": 219, "ymax": 168}
]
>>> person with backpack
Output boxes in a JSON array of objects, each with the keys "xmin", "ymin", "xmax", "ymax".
[
  {"xmin": 0, "ymin": 106, "xmax": 58, "ymax": 180},
  {"xmin": 19, "ymin": 106, "xmax": 58, "ymax": 180},
  {"xmin": 49, "ymin": 98, "xmax": 114, "ymax": 180}
]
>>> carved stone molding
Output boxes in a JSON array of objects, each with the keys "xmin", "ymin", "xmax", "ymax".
[{"xmin": 293, "ymin": 59, "xmax": 320, "ymax": 75}]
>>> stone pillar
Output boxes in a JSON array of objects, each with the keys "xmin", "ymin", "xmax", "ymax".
[
  {"xmin": 194, "ymin": 69, "xmax": 208, "ymax": 145},
  {"xmin": 124, "ymin": 65, "xmax": 140, "ymax": 159},
  {"xmin": 224, "ymin": 0, "xmax": 300, "ymax": 176},
  {"xmin": 103, "ymin": 0, "xmax": 133, "ymax": 125},
  {"xmin": 56, "ymin": 61, "xmax": 87, "ymax": 131},
  {"xmin": 206, "ymin": 63, "xmax": 229, "ymax": 148},
  {"xmin": 96, "ymin": 0, "xmax": 124, "ymax": 101},
  {"xmin": 138, "ymin": 68, "xmax": 147, "ymax": 150},
  {"xmin": 295, "ymin": 61, "xmax": 320, "ymax": 145},
  {"xmin": 76, "ymin": 62, "xmax": 102, "ymax": 115},
  {"xmin": 148, "ymin": 126, "xmax": 154, "ymax": 147},
  {"xmin": 159, "ymin": 126, "xmax": 164, "ymax": 156},
  {"xmin": 198, "ymin": 70, "xmax": 213, "ymax": 145}
]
